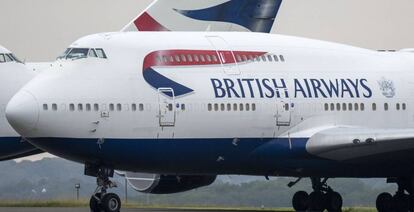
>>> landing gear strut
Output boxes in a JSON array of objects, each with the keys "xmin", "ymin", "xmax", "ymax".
[
  {"xmin": 291, "ymin": 177, "xmax": 343, "ymax": 212},
  {"xmin": 86, "ymin": 165, "xmax": 121, "ymax": 212},
  {"xmin": 376, "ymin": 177, "xmax": 413, "ymax": 212}
]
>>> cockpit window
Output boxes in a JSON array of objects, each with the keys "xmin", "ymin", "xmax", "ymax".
[
  {"xmin": 9, "ymin": 54, "xmax": 22, "ymax": 63},
  {"xmin": 0, "ymin": 54, "xmax": 5, "ymax": 63},
  {"xmin": 88, "ymin": 49, "xmax": 98, "ymax": 58},
  {"xmin": 66, "ymin": 48, "xmax": 89, "ymax": 60},
  {"xmin": 95, "ymin": 48, "xmax": 107, "ymax": 59},
  {"xmin": 57, "ymin": 48, "xmax": 107, "ymax": 60},
  {"xmin": 5, "ymin": 54, "xmax": 13, "ymax": 62}
]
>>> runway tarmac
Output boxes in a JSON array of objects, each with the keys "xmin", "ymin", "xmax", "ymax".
[{"xmin": 0, "ymin": 208, "xmax": 291, "ymax": 212}]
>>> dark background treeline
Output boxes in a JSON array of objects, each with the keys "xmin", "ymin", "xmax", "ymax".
[{"xmin": 0, "ymin": 158, "xmax": 395, "ymax": 207}]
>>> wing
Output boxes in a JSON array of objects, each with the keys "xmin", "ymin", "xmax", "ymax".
[{"xmin": 306, "ymin": 127, "xmax": 414, "ymax": 163}]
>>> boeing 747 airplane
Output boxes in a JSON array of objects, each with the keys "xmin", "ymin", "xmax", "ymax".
[{"xmin": 7, "ymin": 31, "xmax": 414, "ymax": 212}]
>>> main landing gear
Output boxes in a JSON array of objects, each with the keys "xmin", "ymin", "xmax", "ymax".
[
  {"xmin": 290, "ymin": 177, "xmax": 343, "ymax": 212},
  {"xmin": 376, "ymin": 177, "xmax": 414, "ymax": 212},
  {"xmin": 86, "ymin": 165, "xmax": 121, "ymax": 212}
]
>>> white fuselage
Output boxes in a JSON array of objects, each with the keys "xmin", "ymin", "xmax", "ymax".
[{"xmin": 7, "ymin": 32, "xmax": 414, "ymax": 177}]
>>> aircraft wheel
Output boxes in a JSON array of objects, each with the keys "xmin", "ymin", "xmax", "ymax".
[
  {"xmin": 308, "ymin": 191, "xmax": 326, "ymax": 212},
  {"xmin": 326, "ymin": 191, "xmax": 343, "ymax": 212},
  {"xmin": 89, "ymin": 193, "xmax": 102, "ymax": 212},
  {"xmin": 292, "ymin": 191, "xmax": 308, "ymax": 211},
  {"xmin": 376, "ymin": 192, "xmax": 393, "ymax": 212},
  {"xmin": 101, "ymin": 193, "xmax": 121, "ymax": 212},
  {"xmin": 394, "ymin": 193, "xmax": 410, "ymax": 212}
]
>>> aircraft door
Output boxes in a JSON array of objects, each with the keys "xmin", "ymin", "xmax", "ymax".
[
  {"xmin": 158, "ymin": 88, "xmax": 175, "ymax": 127},
  {"xmin": 206, "ymin": 36, "xmax": 240, "ymax": 75},
  {"xmin": 276, "ymin": 99, "xmax": 291, "ymax": 127}
]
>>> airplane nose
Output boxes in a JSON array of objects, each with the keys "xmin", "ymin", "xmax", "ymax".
[{"xmin": 6, "ymin": 91, "xmax": 39, "ymax": 134}]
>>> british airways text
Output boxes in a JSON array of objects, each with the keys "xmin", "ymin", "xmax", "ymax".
[{"xmin": 211, "ymin": 78, "xmax": 372, "ymax": 98}]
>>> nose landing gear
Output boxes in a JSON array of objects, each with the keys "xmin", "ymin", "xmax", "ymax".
[
  {"xmin": 291, "ymin": 177, "xmax": 343, "ymax": 212},
  {"xmin": 86, "ymin": 165, "xmax": 121, "ymax": 212}
]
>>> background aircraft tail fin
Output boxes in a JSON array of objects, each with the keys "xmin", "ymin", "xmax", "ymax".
[{"xmin": 122, "ymin": 0, "xmax": 283, "ymax": 33}]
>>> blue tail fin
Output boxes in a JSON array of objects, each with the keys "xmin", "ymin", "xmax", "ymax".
[{"xmin": 122, "ymin": 0, "xmax": 283, "ymax": 33}]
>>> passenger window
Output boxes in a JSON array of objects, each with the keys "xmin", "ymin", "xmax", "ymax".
[
  {"xmin": 324, "ymin": 103, "xmax": 329, "ymax": 111},
  {"xmin": 206, "ymin": 55, "xmax": 212, "ymax": 62},
  {"xmin": 132, "ymin": 104, "xmax": 137, "ymax": 111},
  {"xmin": 248, "ymin": 55, "xmax": 254, "ymax": 61},
  {"xmin": 354, "ymin": 103, "xmax": 359, "ymax": 111},
  {"xmin": 187, "ymin": 55, "xmax": 193, "ymax": 62},
  {"xmin": 279, "ymin": 55, "xmax": 285, "ymax": 62},
  {"xmin": 0, "ymin": 54, "xmax": 4, "ymax": 63},
  {"xmin": 240, "ymin": 103, "xmax": 244, "ymax": 111},
  {"xmin": 139, "ymin": 104, "xmax": 144, "ymax": 111},
  {"xmin": 273, "ymin": 55, "xmax": 279, "ymax": 62},
  {"xmin": 372, "ymin": 103, "xmax": 377, "ymax": 111},
  {"xmin": 95, "ymin": 49, "xmax": 107, "ymax": 59},
  {"xmin": 348, "ymin": 103, "xmax": 353, "ymax": 111},
  {"xmin": 220, "ymin": 104, "xmax": 225, "ymax": 111},
  {"xmin": 336, "ymin": 103, "xmax": 341, "ymax": 111},
  {"xmin": 236, "ymin": 55, "xmax": 242, "ymax": 62},
  {"xmin": 360, "ymin": 103, "xmax": 365, "ymax": 111},
  {"xmin": 252, "ymin": 103, "xmax": 256, "ymax": 111},
  {"xmin": 256, "ymin": 56, "xmax": 261, "ymax": 62},
  {"xmin": 175, "ymin": 55, "xmax": 181, "ymax": 62},
  {"xmin": 86, "ymin": 104, "xmax": 91, "ymax": 111},
  {"xmin": 69, "ymin": 104, "xmax": 75, "ymax": 111},
  {"xmin": 212, "ymin": 55, "xmax": 218, "ymax": 62},
  {"xmin": 181, "ymin": 55, "xmax": 187, "ymax": 62},
  {"xmin": 117, "ymin": 104, "xmax": 122, "ymax": 111},
  {"xmin": 194, "ymin": 55, "xmax": 199, "ymax": 62},
  {"xmin": 396, "ymin": 103, "xmax": 400, "ymax": 110},
  {"xmin": 94, "ymin": 104, "xmax": 99, "ymax": 111},
  {"xmin": 43, "ymin": 104, "xmax": 48, "ymax": 111},
  {"xmin": 403, "ymin": 103, "xmax": 407, "ymax": 110},
  {"xmin": 227, "ymin": 103, "xmax": 231, "ymax": 111},
  {"xmin": 330, "ymin": 103, "xmax": 334, "ymax": 111},
  {"xmin": 242, "ymin": 55, "xmax": 248, "ymax": 61},
  {"xmin": 168, "ymin": 104, "xmax": 173, "ymax": 111},
  {"xmin": 78, "ymin": 104, "xmax": 83, "ymax": 111},
  {"xmin": 200, "ymin": 55, "xmax": 205, "ymax": 62},
  {"xmin": 285, "ymin": 103, "xmax": 289, "ymax": 111},
  {"xmin": 88, "ymin": 49, "xmax": 98, "ymax": 58},
  {"xmin": 162, "ymin": 56, "xmax": 168, "ymax": 63},
  {"xmin": 267, "ymin": 55, "xmax": 273, "ymax": 62},
  {"xmin": 109, "ymin": 104, "xmax": 114, "ymax": 111},
  {"xmin": 156, "ymin": 56, "xmax": 162, "ymax": 63},
  {"xmin": 384, "ymin": 103, "xmax": 389, "ymax": 111},
  {"xmin": 246, "ymin": 104, "xmax": 250, "ymax": 111},
  {"xmin": 261, "ymin": 56, "xmax": 267, "ymax": 62},
  {"xmin": 208, "ymin": 104, "xmax": 212, "ymax": 111},
  {"xmin": 52, "ymin": 104, "xmax": 58, "ymax": 111},
  {"xmin": 233, "ymin": 103, "xmax": 238, "ymax": 111},
  {"xmin": 181, "ymin": 104, "xmax": 186, "ymax": 111},
  {"xmin": 214, "ymin": 103, "xmax": 219, "ymax": 111},
  {"xmin": 169, "ymin": 56, "xmax": 174, "ymax": 62},
  {"xmin": 342, "ymin": 103, "xmax": 347, "ymax": 111}
]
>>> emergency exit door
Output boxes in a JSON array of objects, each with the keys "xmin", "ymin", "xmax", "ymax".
[
  {"xmin": 158, "ymin": 88, "xmax": 175, "ymax": 127},
  {"xmin": 206, "ymin": 36, "xmax": 240, "ymax": 75},
  {"xmin": 276, "ymin": 100, "xmax": 291, "ymax": 126}
]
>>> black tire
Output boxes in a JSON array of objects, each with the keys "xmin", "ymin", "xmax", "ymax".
[
  {"xmin": 326, "ymin": 191, "xmax": 343, "ymax": 212},
  {"xmin": 376, "ymin": 192, "xmax": 393, "ymax": 212},
  {"xmin": 292, "ymin": 191, "xmax": 309, "ymax": 211},
  {"xmin": 89, "ymin": 193, "xmax": 102, "ymax": 212},
  {"xmin": 394, "ymin": 193, "xmax": 410, "ymax": 212},
  {"xmin": 101, "ymin": 193, "xmax": 121, "ymax": 212},
  {"xmin": 308, "ymin": 191, "xmax": 326, "ymax": 212}
]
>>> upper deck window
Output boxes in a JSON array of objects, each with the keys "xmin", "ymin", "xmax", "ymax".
[{"xmin": 58, "ymin": 48, "xmax": 107, "ymax": 60}]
